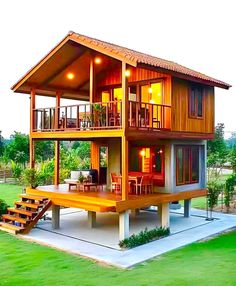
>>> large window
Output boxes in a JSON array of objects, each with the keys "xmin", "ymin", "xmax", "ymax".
[
  {"xmin": 176, "ymin": 145, "xmax": 199, "ymax": 185},
  {"xmin": 189, "ymin": 85, "xmax": 203, "ymax": 118}
]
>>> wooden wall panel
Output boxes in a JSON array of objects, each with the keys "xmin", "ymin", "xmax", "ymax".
[
  {"xmin": 97, "ymin": 67, "xmax": 171, "ymax": 88},
  {"xmin": 171, "ymin": 78, "xmax": 214, "ymax": 133}
]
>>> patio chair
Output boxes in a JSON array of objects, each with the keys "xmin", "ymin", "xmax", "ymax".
[{"xmin": 110, "ymin": 173, "xmax": 121, "ymax": 194}]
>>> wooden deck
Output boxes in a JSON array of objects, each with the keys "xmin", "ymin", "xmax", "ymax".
[{"xmin": 26, "ymin": 184, "xmax": 207, "ymax": 213}]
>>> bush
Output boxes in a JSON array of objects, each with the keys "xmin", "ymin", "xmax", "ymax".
[
  {"xmin": 207, "ymin": 180, "xmax": 223, "ymax": 210},
  {"xmin": 225, "ymin": 173, "xmax": 236, "ymax": 212},
  {"xmin": 0, "ymin": 199, "xmax": 9, "ymax": 220},
  {"xmin": 21, "ymin": 168, "xmax": 42, "ymax": 189},
  {"xmin": 119, "ymin": 227, "xmax": 170, "ymax": 249}
]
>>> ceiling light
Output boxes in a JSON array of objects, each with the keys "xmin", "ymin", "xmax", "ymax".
[
  {"xmin": 125, "ymin": 70, "xmax": 131, "ymax": 77},
  {"xmin": 67, "ymin": 72, "xmax": 75, "ymax": 80},
  {"xmin": 94, "ymin": 57, "xmax": 102, "ymax": 64}
]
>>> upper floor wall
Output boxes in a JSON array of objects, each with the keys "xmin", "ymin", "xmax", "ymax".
[{"xmin": 171, "ymin": 78, "xmax": 214, "ymax": 134}]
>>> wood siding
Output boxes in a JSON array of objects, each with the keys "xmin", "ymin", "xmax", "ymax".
[
  {"xmin": 171, "ymin": 78, "xmax": 214, "ymax": 134},
  {"xmin": 97, "ymin": 66, "xmax": 171, "ymax": 105}
]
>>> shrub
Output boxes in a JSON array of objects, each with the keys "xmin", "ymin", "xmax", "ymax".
[
  {"xmin": 207, "ymin": 180, "xmax": 223, "ymax": 210},
  {"xmin": 224, "ymin": 173, "xmax": 236, "ymax": 212},
  {"xmin": 0, "ymin": 199, "xmax": 9, "ymax": 220},
  {"xmin": 21, "ymin": 168, "xmax": 41, "ymax": 189},
  {"xmin": 119, "ymin": 226, "xmax": 170, "ymax": 249}
]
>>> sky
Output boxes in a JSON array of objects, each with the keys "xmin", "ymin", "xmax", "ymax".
[{"xmin": 0, "ymin": 0, "xmax": 235, "ymax": 138}]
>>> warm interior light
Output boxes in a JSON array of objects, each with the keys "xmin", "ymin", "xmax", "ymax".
[
  {"xmin": 94, "ymin": 57, "xmax": 102, "ymax": 64},
  {"xmin": 125, "ymin": 70, "xmax": 131, "ymax": 77},
  {"xmin": 149, "ymin": 99, "xmax": 154, "ymax": 104},
  {"xmin": 148, "ymin": 87, "xmax": 152, "ymax": 94},
  {"xmin": 140, "ymin": 149, "xmax": 146, "ymax": 157},
  {"xmin": 67, "ymin": 72, "xmax": 75, "ymax": 80}
]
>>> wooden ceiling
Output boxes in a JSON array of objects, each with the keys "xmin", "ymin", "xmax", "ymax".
[{"xmin": 14, "ymin": 40, "xmax": 119, "ymax": 100}]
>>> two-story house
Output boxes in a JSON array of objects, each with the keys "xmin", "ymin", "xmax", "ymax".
[{"xmin": 1, "ymin": 32, "xmax": 230, "ymax": 240}]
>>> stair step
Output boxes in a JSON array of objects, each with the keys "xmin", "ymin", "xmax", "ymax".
[
  {"xmin": 19, "ymin": 194, "xmax": 48, "ymax": 202},
  {"xmin": 15, "ymin": 201, "xmax": 41, "ymax": 210},
  {"xmin": 0, "ymin": 222, "xmax": 24, "ymax": 234},
  {"xmin": 2, "ymin": 214, "xmax": 28, "ymax": 224},
  {"xmin": 7, "ymin": 207, "xmax": 35, "ymax": 217}
]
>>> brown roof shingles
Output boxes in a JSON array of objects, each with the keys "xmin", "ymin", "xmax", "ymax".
[{"xmin": 72, "ymin": 32, "xmax": 231, "ymax": 89}]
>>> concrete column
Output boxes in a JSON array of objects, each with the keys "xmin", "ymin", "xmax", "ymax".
[
  {"xmin": 184, "ymin": 199, "xmax": 191, "ymax": 217},
  {"xmin": 52, "ymin": 205, "xmax": 60, "ymax": 229},
  {"xmin": 131, "ymin": 209, "xmax": 140, "ymax": 217},
  {"xmin": 119, "ymin": 211, "xmax": 129, "ymax": 240},
  {"xmin": 157, "ymin": 203, "xmax": 170, "ymax": 228},
  {"xmin": 88, "ymin": 211, "xmax": 96, "ymax": 228}
]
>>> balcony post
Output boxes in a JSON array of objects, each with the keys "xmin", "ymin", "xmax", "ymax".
[
  {"xmin": 30, "ymin": 89, "xmax": 36, "ymax": 133},
  {"xmin": 121, "ymin": 61, "xmax": 129, "ymax": 200},
  {"xmin": 55, "ymin": 91, "xmax": 61, "ymax": 129}
]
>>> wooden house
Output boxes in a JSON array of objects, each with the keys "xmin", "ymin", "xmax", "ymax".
[{"xmin": 1, "ymin": 32, "xmax": 231, "ymax": 240}]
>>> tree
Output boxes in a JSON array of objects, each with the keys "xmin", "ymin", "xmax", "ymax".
[
  {"xmin": 0, "ymin": 131, "xmax": 4, "ymax": 156},
  {"xmin": 228, "ymin": 145, "xmax": 236, "ymax": 172},
  {"xmin": 35, "ymin": 140, "xmax": 54, "ymax": 161},
  {"xmin": 207, "ymin": 123, "xmax": 228, "ymax": 177},
  {"xmin": 3, "ymin": 132, "xmax": 29, "ymax": 167},
  {"xmin": 72, "ymin": 141, "xmax": 91, "ymax": 160}
]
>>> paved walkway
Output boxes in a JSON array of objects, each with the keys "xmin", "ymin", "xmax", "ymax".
[{"xmin": 21, "ymin": 208, "xmax": 236, "ymax": 268}]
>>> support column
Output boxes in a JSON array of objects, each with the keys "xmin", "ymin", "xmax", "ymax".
[
  {"xmin": 89, "ymin": 57, "xmax": 94, "ymax": 103},
  {"xmin": 52, "ymin": 205, "xmax": 60, "ymax": 229},
  {"xmin": 157, "ymin": 203, "xmax": 170, "ymax": 228},
  {"xmin": 29, "ymin": 138, "xmax": 35, "ymax": 169},
  {"xmin": 91, "ymin": 141, "xmax": 100, "ymax": 181},
  {"xmin": 131, "ymin": 209, "xmax": 140, "ymax": 217},
  {"xmin": 119, "ymin": 210, "xmax": 129, "ymax": 240},
  {"xmin": 88, "ymin": 211, "xmax": 96, "ymax": 228},
  {"xmin": 54, "ymin": 140, "xmax": 60, "ymax": 185},
  {"xmin": 121, "ymin": 61, "xmax": 129, "ymax": 200},
  {"xmin": 29, "ymin": 89, "xmax": 36, "ymax": 169},
  {"xmin": 184, "ymin": 199, "xmax": 191, "ymax": 217}
]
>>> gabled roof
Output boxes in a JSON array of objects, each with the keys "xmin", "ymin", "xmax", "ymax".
[{"xmin": 12, "ymin": 31, "xmax": 231, "ymax": 92}]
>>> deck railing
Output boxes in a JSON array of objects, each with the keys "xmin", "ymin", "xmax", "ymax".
[
  {"xmin": 33, "ymin": 101, "xmax": 171, "ymax": 132},
  {"xmin": 33, "ymin": 101, "xmax": 122, "ymax": 131}
]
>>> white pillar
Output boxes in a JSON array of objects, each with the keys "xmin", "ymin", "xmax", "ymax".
[
  {"xmin": 157, "ymin": 203, "xmax": 170, "ymax": 228},
  {"xmin": 52, "ymin": 205, "xmax": 60, "ymax": 229},
  {"xmin": 119, "ymin": 211, "xmax": 129, "ymax": 240},
  {"xmin": 184, "ymin": 199, "xmax": 191, "ymax": 217},
  {"xmin": 88, "ymin": 211, "xmax": 96, "ymax": 228}
]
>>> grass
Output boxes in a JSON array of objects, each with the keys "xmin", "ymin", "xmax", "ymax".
[
  {"xmin": 0, "ymin": 183, "xmax": 22, "ymax": 206},
  {"xmin": 0, "ymin": 230, "xmax": 236, "ymax": 285}
]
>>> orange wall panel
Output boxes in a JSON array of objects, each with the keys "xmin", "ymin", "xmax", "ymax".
[{"xmin": 171, "ymin": 78, "xmax": 214, "ymax": 133}]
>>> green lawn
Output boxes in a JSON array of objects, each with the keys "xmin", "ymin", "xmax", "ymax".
[
  {"xmin": 0, "ymin": 184, "xmax": 22, "ymax": 206},
  {"xmin": 0, "ymin": 230, "xmax": 236, "ymax": 286}
]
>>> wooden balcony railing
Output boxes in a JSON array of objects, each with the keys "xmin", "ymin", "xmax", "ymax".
[
  {"xmin": 128, "ymin": 101, "xmax": 171, "ymax": 130},
  {"xmin": 33, "ymin": 101, "xmax": 122, "ymax": 131},
  {"xmin": 33, "ymin": 101, "xmax": 171, "ymax": 132}
]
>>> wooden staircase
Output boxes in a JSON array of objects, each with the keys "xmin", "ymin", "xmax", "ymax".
[{"xmin": 0, "ymin": 194, "xmax": 52, "ymax": 234}]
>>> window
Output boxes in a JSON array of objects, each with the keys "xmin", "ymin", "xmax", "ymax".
[
  {"xmin": 176, "ymin": 146, "xmax": 199, "ymax": 185},
  {"xmin": 189, "ymin": 85, "xmax": 203, "ymax": 118}
]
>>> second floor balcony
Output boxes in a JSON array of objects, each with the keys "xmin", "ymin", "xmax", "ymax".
[{"xmin": 33, "ymin": 100, "xmax": 171, "ymax": 132}]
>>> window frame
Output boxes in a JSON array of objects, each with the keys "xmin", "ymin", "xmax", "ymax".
[
  {"xmin": 176, "ymin": 145, "xmax": 199, "ymax": 186},
  {"xmin": 188, "ymin": 84, "xmax": 204, "ymax": 119}
]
